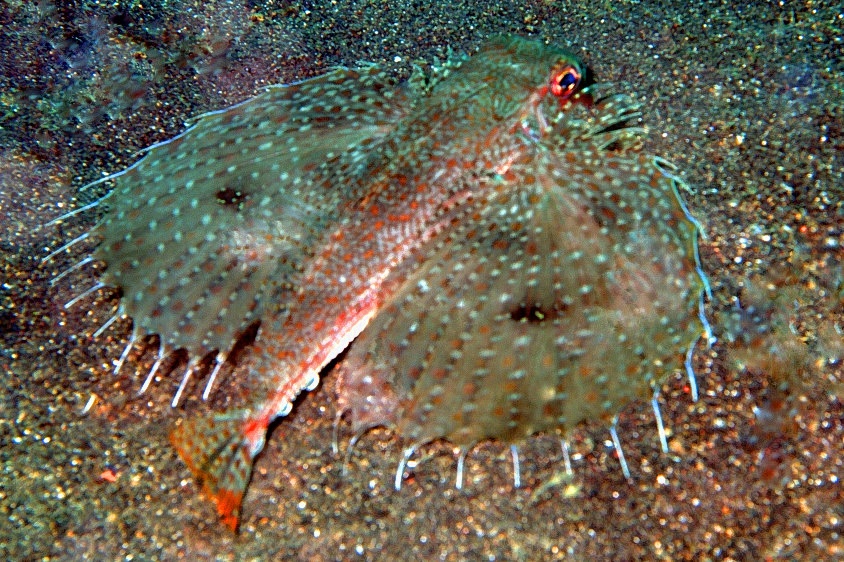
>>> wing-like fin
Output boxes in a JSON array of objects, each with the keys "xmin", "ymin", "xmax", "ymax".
[
  {"xmin": 93, "ymin": 66, "xmax": 411, "ymax": 360},
  {"xmin": 339, "ymin": 145, "xmax": 705, "ymax": 448}
]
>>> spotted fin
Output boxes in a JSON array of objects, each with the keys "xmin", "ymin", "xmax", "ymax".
[
  {"xmin": 169, "ymin": 408, "xmax": 267, "ymax": 531},
  {"xmin": 94, "ymin": 66, "xmax": 410, "ymax": 360},
  {"xmin": 338, "ymin": 147, "xmax": 704, "ymax": 447}
]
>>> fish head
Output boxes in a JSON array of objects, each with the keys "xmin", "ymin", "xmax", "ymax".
[{"xmin": 437, "ymin": 35, "xmax": 589, "ymax": 140}]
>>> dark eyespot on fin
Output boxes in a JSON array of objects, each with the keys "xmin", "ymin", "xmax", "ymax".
[
  {"xmin": 508, "ymin": 301, "xmax": 565, "ymax": 323},
  {"xmin": 215, "ymin": 186, "xmax": 249, "ymax": 209}
]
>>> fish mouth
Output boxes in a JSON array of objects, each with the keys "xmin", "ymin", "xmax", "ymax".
[
  {"xmin": 523, "ymin": 86, "xmax": 647, "ymax": 153},
  {"xmin": 518, "ymin": 85, "xmax": 608, "ymax": 143},
  {"xmin": 518, "ymin": 116, "xmax": 546, "ymax": 142}
]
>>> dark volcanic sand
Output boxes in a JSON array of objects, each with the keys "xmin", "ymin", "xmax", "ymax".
[{"xmin": 1, "ymin": 1, "xmax": 841, "ymax": 560}]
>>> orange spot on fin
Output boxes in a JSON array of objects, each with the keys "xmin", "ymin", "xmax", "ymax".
[{"xmin": 170, "ymin": 408, "xmax": 268, "ymax": 532}]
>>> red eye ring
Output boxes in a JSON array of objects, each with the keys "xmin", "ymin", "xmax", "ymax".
[{"xmin": 550, "ymin": 66, "xmax": 581, "ymax": 99}]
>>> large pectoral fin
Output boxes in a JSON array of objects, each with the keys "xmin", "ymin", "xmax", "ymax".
[{"xmin": 337, "ymin": 153, "xmax": 703, "ymax": 448}]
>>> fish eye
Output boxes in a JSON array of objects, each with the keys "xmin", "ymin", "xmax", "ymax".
[{"xmin": 549, "ymin": 65, "xmax": 581, "ymax": 99}]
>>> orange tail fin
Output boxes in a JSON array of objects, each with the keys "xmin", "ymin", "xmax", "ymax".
[{"xmin": 170, "ymin": 409, "xmax": 267, "ymax": 531}]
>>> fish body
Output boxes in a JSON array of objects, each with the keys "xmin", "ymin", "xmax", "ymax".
[{"xmin": 55, "ymin": 36, "xmax": 707, "ymax": 530}]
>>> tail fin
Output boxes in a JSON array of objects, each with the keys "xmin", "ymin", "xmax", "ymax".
[{"xmin": 170, "ymin": 409, "xmax": 266, "ymax": 531}]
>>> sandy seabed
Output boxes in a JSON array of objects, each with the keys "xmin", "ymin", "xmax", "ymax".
[{"xmin": 1, "ymin": 1, "xmax": 841, "ymax": 560}]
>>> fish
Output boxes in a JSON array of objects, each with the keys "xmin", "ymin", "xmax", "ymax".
[{"xmin": 44, "ymin": 35, "xmax": 711, "ymax": 531}]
